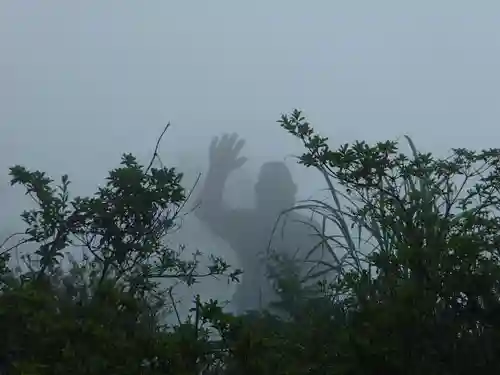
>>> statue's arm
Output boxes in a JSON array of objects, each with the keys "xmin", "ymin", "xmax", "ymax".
[{"xmin": 194, "ymin": 166, "xmax": 246, "ymax": 246}]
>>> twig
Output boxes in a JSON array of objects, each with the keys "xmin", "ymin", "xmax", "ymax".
[
  {"xmin": 168, "ymin": 285, "xmax": 182, "ymax": 325},
  {"xmin": 145, "ymin": 123, "xmax": 171, "ymax": 174},
  {"xmin": 0, "ymin": 232, "xmax": 25, "ymax": 250},
  {"xmin": 0, "ymin": 237, "xmax": 31, "ymax": 257}
]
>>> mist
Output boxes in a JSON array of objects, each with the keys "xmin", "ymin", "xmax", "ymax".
[{"xmin": 1, "ymin": 1, "xmax": 500, "ymax": 319}]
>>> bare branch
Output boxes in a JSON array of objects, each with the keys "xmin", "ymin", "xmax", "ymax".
[{"xmin": 145, "ymin": 122, "xmax": 171, "ymax": 174}]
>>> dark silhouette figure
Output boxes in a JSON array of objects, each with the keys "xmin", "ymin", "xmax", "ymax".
[{"xmin": 195, "ymin": 133, "xmax": 324, "ymax": 314}]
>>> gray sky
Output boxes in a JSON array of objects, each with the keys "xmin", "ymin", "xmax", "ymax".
[
  {"xmin": 1, "ymin": 1, "xmax": 499, "ymax": 312},
  {"xmin": 1, "ymin": 2, "xmax": 499, "ymax": 192}
]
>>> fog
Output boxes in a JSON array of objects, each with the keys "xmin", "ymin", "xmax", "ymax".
[{"xmin": 1, "ymin": 1, "xmax": 500, "ymax": 318}]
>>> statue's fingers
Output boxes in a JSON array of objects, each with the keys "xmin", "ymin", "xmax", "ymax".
[
  {"xmin": 233, "ymin": 138, "xmax": 246, "ymax": 156},
  {"xmin": 228, "ymin": 133, "xmax": 238, "ymax": 146},
  {"xmin": 219, "ymin": 133, "xmax": 231, "ymax": 152},
  {"xmin": 212, "ymin": 133, "xmax": 225, "ymax": 156},
  {"xmin": 234, "ymin": 156, "xmax": 248, "ymax": 169},
  {"xmin": 209, "ymin": 136, "xmax": 219, "ymax": 158}
]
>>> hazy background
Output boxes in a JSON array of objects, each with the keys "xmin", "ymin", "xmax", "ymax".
[{"xmin": 1, "ymin": 1, "xmax": 499, "ymax": 317}]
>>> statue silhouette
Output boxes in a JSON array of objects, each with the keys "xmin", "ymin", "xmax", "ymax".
[{"xmin": 195, "ymin": 133, "xmax": 325, "ymax": 314}]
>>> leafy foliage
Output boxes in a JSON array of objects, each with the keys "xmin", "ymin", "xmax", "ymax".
[
  {"xmin": 0, "ymin": 126, "xmax": 239, "ymax": 374},
  {"xmin": 2, "ymin": 112, "xmax": 500, "ymax": 373},
  {"xmin": 276, "ymin": 109, "xmax": 500, "ymax": 373}
]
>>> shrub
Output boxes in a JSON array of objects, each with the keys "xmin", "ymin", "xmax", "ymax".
[
  {"xmin": 273, "ymin": 109, "xmax": 500, "ymax": 373},
  {"xmin": 3, "ymin": 112, "xmax": 500, "ymax": 374},
  {"xmin": 0, "ymin": 125, "xmax": 238, "ymax": 374}
]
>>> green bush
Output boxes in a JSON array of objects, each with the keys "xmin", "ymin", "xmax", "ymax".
[
  {"xmin": 2, "ymin": 113, "xmax": 500, "ymax": 374},
  {"xmin": 274, "ymin": 109, "xmax": 500, "ymax": 373},
  {"xmin": 0, "ymin": 125, "xmax": 238, "ymax": 374}
]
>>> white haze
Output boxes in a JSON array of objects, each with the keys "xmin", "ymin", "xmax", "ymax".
[{"xmin": 1, "ymin": 1, "xmax": 500, "ymax": 319}]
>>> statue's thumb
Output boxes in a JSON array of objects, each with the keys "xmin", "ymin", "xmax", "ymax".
[{"xmin": 235, "ymin": 157, "xmax": 248, "ymax": 168}]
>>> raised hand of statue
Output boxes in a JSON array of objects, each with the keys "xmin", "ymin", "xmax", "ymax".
[{"xmin": 208, "ymin": 133, "xmax": 247, "ymax": 177}]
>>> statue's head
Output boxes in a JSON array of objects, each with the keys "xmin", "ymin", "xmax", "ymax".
[{"xmin": 254, "ymin": 161, "xmax": 297, "ymax": 215}]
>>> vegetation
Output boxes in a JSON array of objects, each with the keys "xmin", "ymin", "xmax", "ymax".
[{"xmin": 2, "ymin": 110, "xmax": 500, "ymax": 373}]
